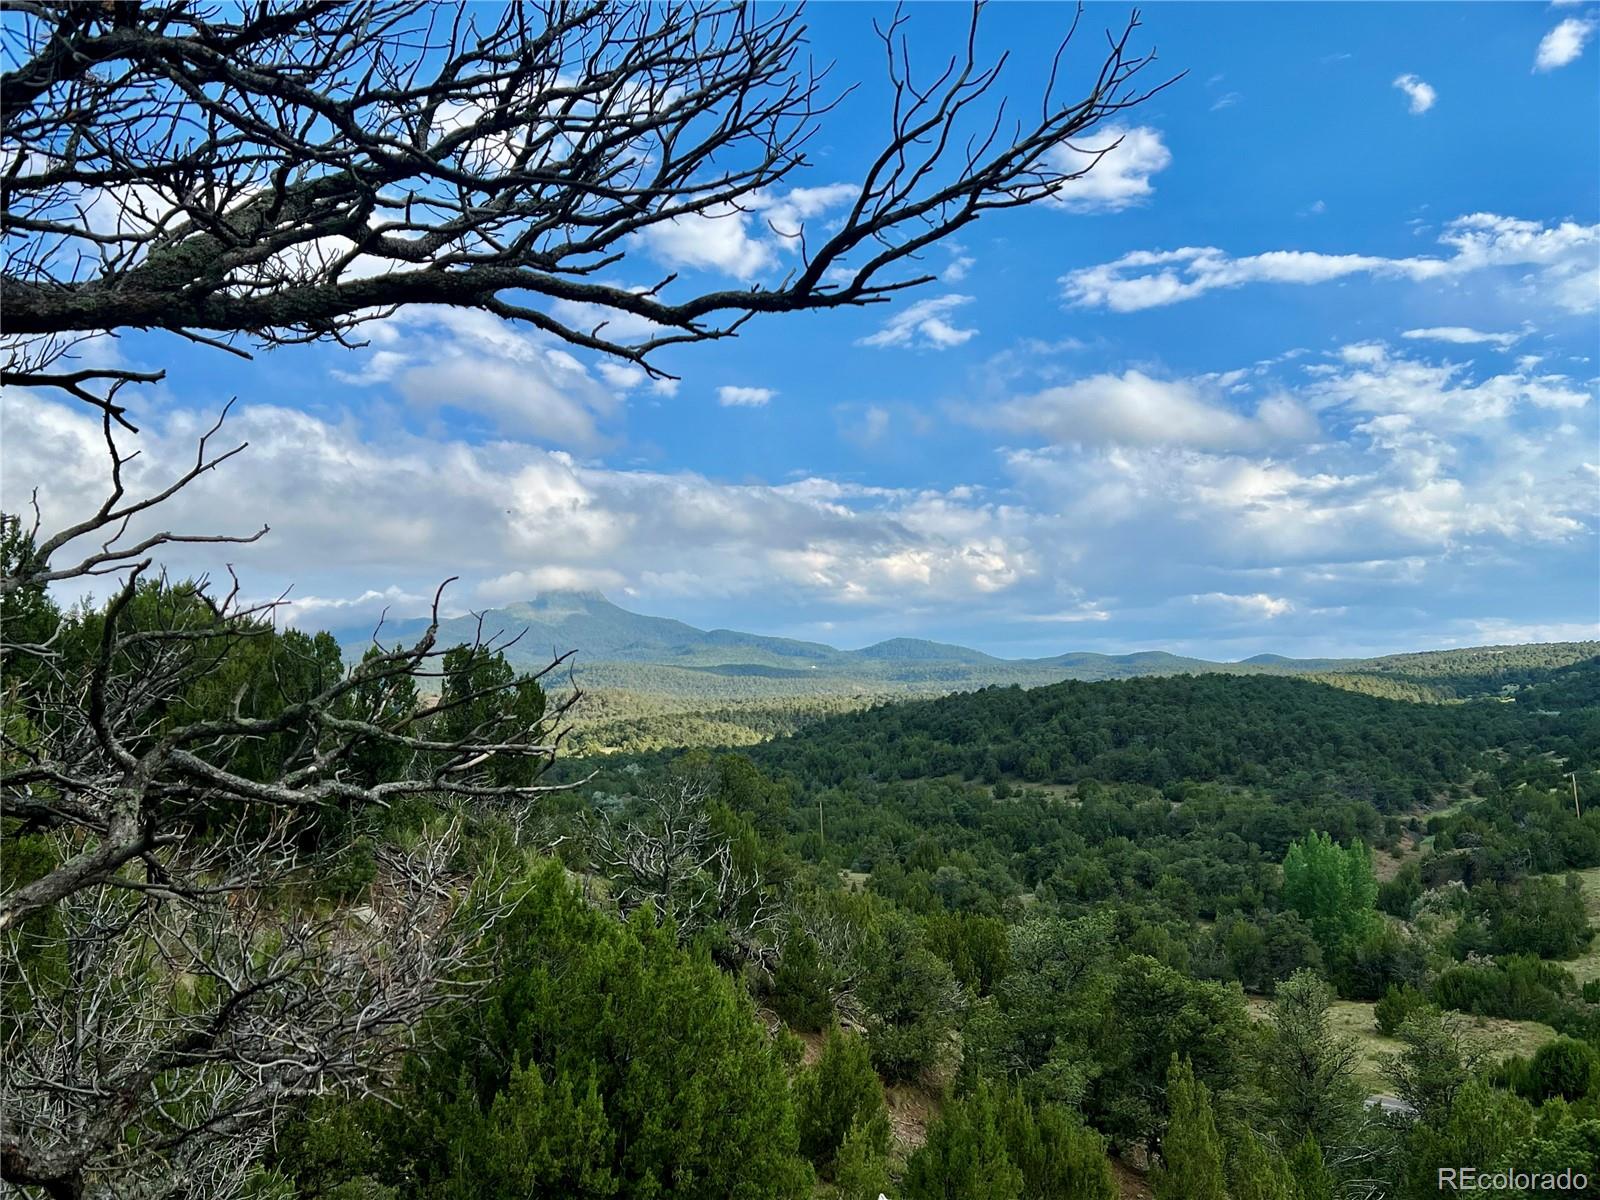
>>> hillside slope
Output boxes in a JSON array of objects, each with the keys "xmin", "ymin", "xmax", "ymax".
[
  {"xmin": 745, "ymin": 667, "xmax": 1594, "ymax": 797},
  {"xmin": 341, "ymin": 591, "xmax": 1597, "ymax": 750}
]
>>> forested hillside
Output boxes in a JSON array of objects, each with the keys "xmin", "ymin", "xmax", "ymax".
[
  {"xmin": 747, "ymin": 670, "xmax": 1589, "ymax": 798},
  {"xmin": 413, "ymin": 592, "xmax": 1598, "ymax": 752},
  {"xmin": 522, "ymin": 655, "xmax": 1600, "ymax": 1195}
]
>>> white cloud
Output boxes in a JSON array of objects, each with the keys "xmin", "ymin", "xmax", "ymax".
[
  {"xmin": 1309, "ymin": 341, "xmax": 1591, "ymax": 429},
  {"xmin": 1064, "ymin": 246, "xmax": 1442, "ymax": 312},
  {"xmin": 1401, "ymin": 326, "xmax": 1522, "ymax": 349},
  {"xmin": 355, "ymin": 309, "xmax": 621, "ymax": 449},
  {"xmin": 1192, "ymin": 592, "xmax": 1295, "ymax": 619},
  {"xmin": 858, "ymin": 294, "xmax": 977, "ymax": 350},
  {"xmin": 1047, "ymin": 125, "xmax": 1172, "ymax": 213},
  {"xmin": 995, "ymin": 342, "xmax": 1595, "ymax": 581},
  {"xmin": 403, "ymin": 360, "xmax": 612, "ymax": 447},
  {"xmin": 548, "ymin": 296, "xmax": 668, "ymax": 342},
  {"xmin": 1392, "ymin": 73, "xmax": 1437, "ymax": 114},
  {"xmin": 642, "ymin": 204, "xmax": 776, "ymax": 278},
  {"xmin": 1062, "ymin": 213, "xmax": 1600, "ymax": 313},
  {"xmin": 596, "ymin": 362, "xmax": 648, "ymax": 391},
  {"xmin": 1022, "ymin": 604, "xmax": 1111, "ymax": 623},
  {"xmin": 9, "ymin": 318, "xmax": 1593, "ymax": 656},
  {"xmin": 640, "ymin": 183, "xmax": 856, "ymax": 279},
  {"xmin": 2, "ymin": 392, "xmax": 1049, "ymax": 621},
  {"xmin": 283, "ymin": 587, "xmax": 436, "ymax": 631},
  {"xmin": 717, "ymin": 385, "xmax": 775, "ymax": 408},
  {"xmin": 754, "ymin": 183, "xmax": 858, "ymax": 238},
  {"xmin": 477, "ymin": 565, "xmax": 628, "ymax": 603},
  {"xmin": 979, "ymin": 370, "xmax": 1318, "ymax": 451},
  {"xmin": 1536, "ymin": 15, "xmax": 1597, "ymax": 70},
  {"xmin": 330, "ymin": 349, "xmax": 408, "ymax": 385}
]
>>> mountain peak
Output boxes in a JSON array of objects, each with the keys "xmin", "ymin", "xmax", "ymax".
[
  {"xmin": 498, "ymin": 589, "xmax": 615, "ymax": 622},
  {"xmin": 530, "ymin": 588, "xmax": 609, "ymax": 603}
]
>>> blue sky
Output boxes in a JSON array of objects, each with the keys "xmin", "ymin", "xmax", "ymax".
[{"xmin": 6, "ymin": 2, "xmax": 1598, "ymax": 659}]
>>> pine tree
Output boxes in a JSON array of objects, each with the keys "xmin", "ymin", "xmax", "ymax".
[
  {"xmin": 1030, "ymin": 1104, "xmax": 1118, "ymax": 1200},
  {"xmin": 903, "ymin": 1079, "xmax": 1025, "ymax": 1200},
  {"xmin": 833, "ymin": 1116, "xmax": 894, "ymax": 1200},
  {"xmin": 1230, "ymin": 1130, "xmax": 1292, "ymax": 1200},
  {"xmin": 994, "ymin": 1086, "xmax": 1116, "ymax": 1200},
  {"xmin": 1287, "ymin": 1135, "xmax": 1336, "ymax": 1200},
  {"xmin": 794, "ymin": 1025, "xmax": 890, "ymax": 1178},
  {"xmin": 1153, "ymin": 1056, "xmax": 1227, "ymax": 1200}
]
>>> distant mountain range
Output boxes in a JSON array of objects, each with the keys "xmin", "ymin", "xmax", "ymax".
[{"xmin": 337, "ymin": 590, "xmax": 1599, "ymax": 705}]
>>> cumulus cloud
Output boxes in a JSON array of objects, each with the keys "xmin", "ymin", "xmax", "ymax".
[
  {"xmin": 1392, "ymin": 73, "xmax": 1437, "ymax": 114},
  {"xmin": 717, "ymin": 385, "xmax": 775, "ymax": 408},
  {"xmin": 1047, "ymin": 125, "xmax": 1172, "ymax": 212},
  {"xmin": 1192, "ymin": 592, "xmax": 1295, "ymax": 619},
  {"xmin": 978, "ymin": 370, "xmax": 1318, "ymax": 451},
  {"xmin": 339, "ymin": 308, "xmax": 624, "ymax": 449},
  {"xmin": 2, "ymin": 390, "xmax": 1041, "ymax": 624},
  {"xmin": 640, "ymin": 183, "xmax": 856, "ymax": 279},
  {"xmin": 995, "ymin": 342, "xmax": 1595, "ymax": 580},
  {"xmin": 7, "ymin": 319, "xmax": 1591, "ymax": 655},
  {"xmin": 596, "ymin": 362, "xmax": 648, "ymax": 391},
  {"xmin": 283, "ymin": 587, "xmax": 438, "ymax": 631},
  {"xmin": 641, "ymin": 206, "xmax": 775, "ymax": 278},
  {"xmin": 1536, "ymin": 15, "xmax": 1597, "ymax": 70},
  {"xmin": 1308, "ymin": 341, "xmax": 1591, "ymax": 429},
  {"xmin": 477, "ymin": 565, "xmax": 628, "ymax": 603},
  {"xmin": 858, "ymin": 294, "xmax": 978, "ymax": 350},
  {"xmin": 1062, "ymin": 212, "xmax": 1600, "ymax": 313}
]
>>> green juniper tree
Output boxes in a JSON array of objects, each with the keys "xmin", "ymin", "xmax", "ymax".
[
  {"xmin": 996, "ymin": 1086, "xmax": 1118, "ymax": 1200},
  {"xmin": 280, "ymin": 863, "xmax": 814, "ymax": 1199},
  {"xmin": 832, "ymin": 1119, "xmax": 895, "ymax": 1200},
  {"xmin": 1287, "ymin": 1135, "xmax": 1336, "ymax": 1200},
  {"xmin": 903, "ymin": 1079, "xmax": 1025, "ymax": 1200},
  {"xmin": 794, "ymin": 1026, "xmax": 890, "ymax": 1178},
  {"xmin": 1229, "ymin": 1130, "xmax": 1293, "ymax": 1200},
  {"xmin": 1154, "ymin": 1057, "xmax": 1227, "ymax": 1200}
]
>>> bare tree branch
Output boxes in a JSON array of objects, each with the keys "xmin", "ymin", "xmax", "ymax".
[
  {"xmin": 2, "ymin": 1, "xmax": 1169, "ymax": 397},
  {"xmin": 589, "ymin": 772, "xmax": 779, "ymax": 967}
]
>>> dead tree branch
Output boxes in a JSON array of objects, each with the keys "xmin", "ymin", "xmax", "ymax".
[{"xmin": 2, "ymin": 1, "xmax": 1168, "ymax": 397}]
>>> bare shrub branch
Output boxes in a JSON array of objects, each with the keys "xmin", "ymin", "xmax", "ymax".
[{"xmin": 2, "ymin": 1, "xmax": 1168, "ymax": 395}]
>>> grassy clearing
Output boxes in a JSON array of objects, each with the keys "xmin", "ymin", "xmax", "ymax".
[{"xmin": 1246, "ymin": 997, "xmax": 1557, "ymax": 1093}]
